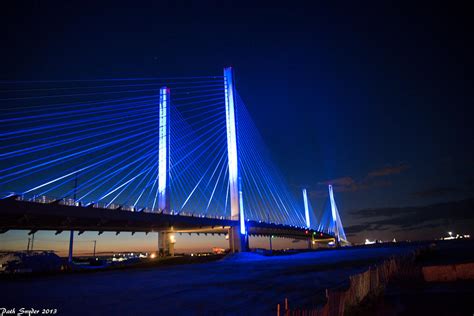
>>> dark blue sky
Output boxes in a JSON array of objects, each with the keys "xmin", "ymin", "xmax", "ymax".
[{"xmin": 1, "ymin": 1, "xmax": 473, "ymax": 242}]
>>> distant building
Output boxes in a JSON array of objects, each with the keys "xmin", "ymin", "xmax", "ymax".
[{"xmin": 212, "ymin": 247, "xmax": 225, "ymax": 254}]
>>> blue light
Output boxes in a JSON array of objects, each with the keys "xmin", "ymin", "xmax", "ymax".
[
  {"xmin": 328, "ymin": 185, "xmax": 337, "ymax": 223},
  {"xmin": 239, "ymin": 190, "xmax": 246, "ymax": 235},
  {"xmin": 302, "ymin": 188, "xmax": 310, "ymax": 228},
  {"xmin": 1, "ymin": 72, "xmax": 336, "ymax": 239},
  {"xmin": 224, "ymin": 67, "xmax": 241, "ymax": 222},
  {"xmin": 158, "ymin": 87, "xmax": 170, "ymax": 211}
]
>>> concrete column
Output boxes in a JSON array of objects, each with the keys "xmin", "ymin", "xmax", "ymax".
[
  {"xmin": 68, "ymin": 230, "xmax": 74, "ymax": 263},
  {"xmin": 302, "ymin": 188, "xmax": 311, "ymax": 228},
  {"xmin": 158, "ymin": 231, "xmax": 175, "ymax": 257},
  {"xmin": 158, "ymin": 232, "xmax": 168, "ymax": 256},
  {"xmin": 228, "ymin": 226, "xmax": 247, "ymax": 253},
  {"xmin": 158, "ymin": 87, "xmax": 170, "ymax": 212},
  {"xmin": 224, "ymin": 67, "xmax": 246, "ymax": 252},
  {"xmin": 30, "ymin": 232, "xmax": 35, "ymax": 251},
  {"xmin": 328, "ymin": 185, "xmax": 340, "ymax": 246}
]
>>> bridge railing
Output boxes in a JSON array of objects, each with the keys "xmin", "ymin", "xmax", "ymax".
[{"xmin": 1, "ymin": 192, "xmax": 233, "ymax": 220}]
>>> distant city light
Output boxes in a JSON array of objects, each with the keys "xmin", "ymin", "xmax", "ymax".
[
  {"xmin": 365, "ymin": 239, "xmax": 376, "ymax": 245},
  {"xmin": 441, "ymin": 232, "xmax": 470, "ymax": 240}
]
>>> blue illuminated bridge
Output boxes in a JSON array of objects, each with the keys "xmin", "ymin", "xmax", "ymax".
[{"xmin": 0, "ymin": 68, "xmax": 347, "ymax": 256}]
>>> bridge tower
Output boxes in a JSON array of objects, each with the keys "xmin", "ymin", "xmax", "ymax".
[
  {"xmin": 158, "ymin": 87, "xmax": 171, "ymax": 212},
  {"xmin": 328, "ymin": 184, "xmax": 340, "ymax": 246},
  {"xmin": 157, "ymin": 87, "xmax": 174, "ymax": 256},
  {"xmin": 302, "ymin": 188, "xmax": 311, "ymax": 228},
  {"xmin": 224, "ymin": 67, "xmax": 247, "ymax": 252},
  {"xmin": 302, "ymin": 188, "xmax": 313, "ymax": 249}
]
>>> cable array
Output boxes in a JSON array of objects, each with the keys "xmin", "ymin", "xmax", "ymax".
[
  {"xmin": 235, "ymin": 93, "xmax": 308, "ymax": 227},
  {"xmin": 0, "ymin": 76, "xmax": 225, "ymax": 213},
  {"xmin": 317, "ymin": 197, "xmax": 347, "ymax": 240},
  {"xmin": 167, "ymin": 80, "xmax": 229, "ymax": 217},
  {"xmin": 0, "ymin": 74, "xmax": 337, "ymax": 230}
]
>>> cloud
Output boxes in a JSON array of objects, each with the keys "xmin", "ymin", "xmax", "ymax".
[
  {"xmin": 311, "ymin": 177, "xmax": 359, "ymax": 197},
  {"xmin": 310, "ymin": 162, "xmax": 408, "ymax": 198},
  {"xmin": 316, "ymin": 176, "xmax": 363, "ymax": 194},
  {"xmin": 309, "ymin": 163, "xmax": 409, "ymax": 198},
  {"xmin": 411, "ymin": 187, "xmax": 459, "ymax": 198},
  {"xmin": 392, "ymin": 220, "xmax": 446, "ymax": 232},
  {"xmin": 311, "ymin": 177, "xmax": 392, "ymax": 198},
  {"xmin": 368, "ymin": 163, "xmax": 409, "ymax": 178},
  {"xmin": 319, "ymin": 177, "xmax": 355, "ymax": 187},
  {"xmin": 348, "ymin": 198, "xmax": 474, "ymax": 233},
  {"xmin": 344, "ymin": 223, "xmax": 379, "ymax": 235}
]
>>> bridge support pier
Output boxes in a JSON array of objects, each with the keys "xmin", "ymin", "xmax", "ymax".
[
  {"xmin": 68, "ymin": 230, "xmax": 74, "ymax": 263},
  {"xmin": 228, "ymin": 226, "xmax": 248, "ymax": 253},
  {"xmin": 158, "ymin": 231, "xmax": 175, "ymax": 257}
]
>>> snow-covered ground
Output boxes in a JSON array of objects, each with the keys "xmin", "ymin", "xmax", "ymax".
[{"xmin": 1, "ymin": 245, "xmax": 419, "ymax": 315}]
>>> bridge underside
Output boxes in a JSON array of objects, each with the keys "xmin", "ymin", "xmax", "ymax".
[{"xmin": 0, "ymin": 199, "xmax": 332, "ymax": 241}]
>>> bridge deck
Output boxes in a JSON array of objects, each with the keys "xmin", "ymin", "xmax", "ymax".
[{"xmin": 0, "ymin": 198, "xmax": 331, "ymax": 240}]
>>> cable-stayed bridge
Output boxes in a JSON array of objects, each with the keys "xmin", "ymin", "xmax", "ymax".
[{"xmin": 0, "ymin": 67, "xmax": 347, "ymax": 256}]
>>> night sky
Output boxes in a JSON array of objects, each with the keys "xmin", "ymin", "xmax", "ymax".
[{"xmin": 1, "ymin": 1, "xmax": 473, "ymax": 251}]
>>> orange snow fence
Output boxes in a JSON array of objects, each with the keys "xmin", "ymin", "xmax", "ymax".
[
  {"xmin": 422, "ymin": 262, "xmax": 474, "ymax": 282},
  {"xmin": 278, "ymin": 253, "xmax": 417, "ymax": 316}
]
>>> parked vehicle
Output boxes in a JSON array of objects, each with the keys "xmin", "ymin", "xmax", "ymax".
[{"xmin": 0, "ymin": 251, "xmax": 62, "ymax": 273}]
